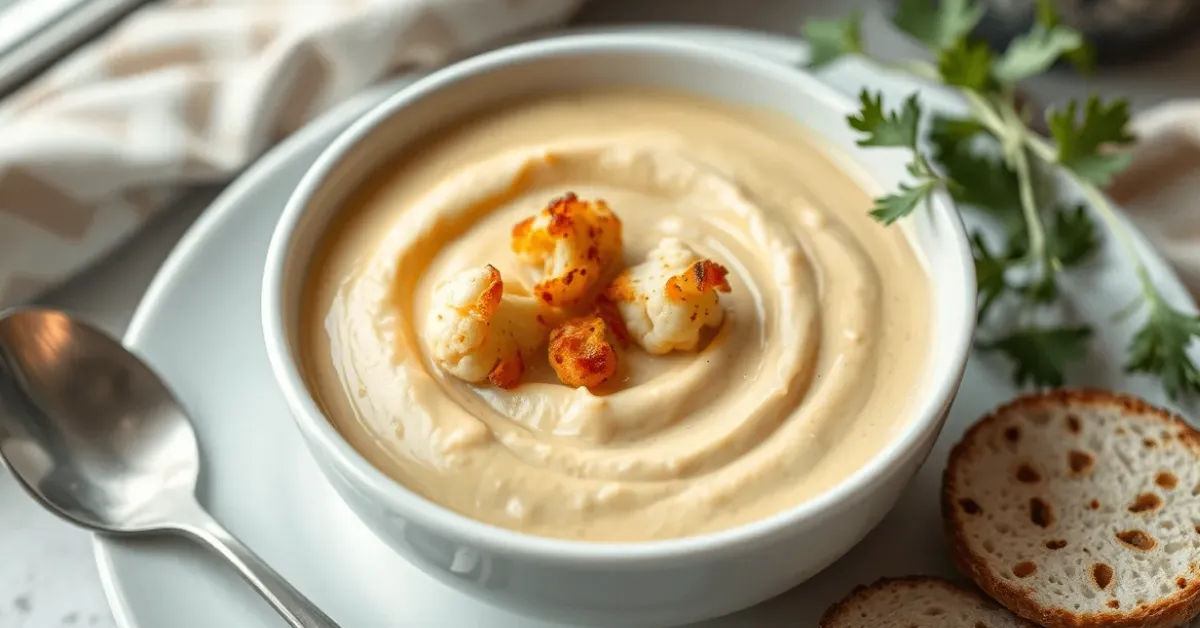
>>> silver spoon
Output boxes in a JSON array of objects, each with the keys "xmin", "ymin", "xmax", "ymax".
[{"xmin": 0, "ymin": 307, "xmax": 339, "ymax": 628}]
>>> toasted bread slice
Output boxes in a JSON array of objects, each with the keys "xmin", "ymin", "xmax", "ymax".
[
  {"xmin": 943, "ymin": 388, "xmax": 1200, "ymax": 628},
  {"xmin": 820, "ymin": 576, "xmax": 1036, "ymax": 627}
]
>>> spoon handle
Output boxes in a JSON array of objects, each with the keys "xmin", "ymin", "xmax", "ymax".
[{"xmin": 176, "ymin": 502, "xmax": 341, "ymax": 628}]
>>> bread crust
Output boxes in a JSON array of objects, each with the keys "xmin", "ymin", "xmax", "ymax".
[
  {"xmin": 819, "ymin": 575, "xmax": 1036, "ymax": 627},
  {"xmin": 943, "ymin": 387, "xmax": 1200, "ymax": 628}
]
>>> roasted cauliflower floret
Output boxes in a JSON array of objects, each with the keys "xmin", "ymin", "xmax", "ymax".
[
  {"xmin": 603, "ymin": 238, "xmax": 731, "ymax": 355},
  {"xmin": 426, "ymin": 264, "xmax": 545, "ymax": 389},
  {"xmin": 511, "ymin": 192, "xmax": 623, "ymax": 308},
  {"xmin": 548, "ymin": 306, "xmax": 626, "ymax": 389}
]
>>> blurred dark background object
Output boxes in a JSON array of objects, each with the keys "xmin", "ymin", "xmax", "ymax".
[
  {"xmin": 980, "ymin": 0, "xmax": 1200, "ymax": 65},
  {"xmin": 893, "ymin": 0, "xmax": 1200, "ymax": 67}
]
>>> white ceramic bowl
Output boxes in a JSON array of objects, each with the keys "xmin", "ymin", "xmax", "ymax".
[{"xmin": 262, "ymin": 32, "xmax": 976, "ymax": 628}]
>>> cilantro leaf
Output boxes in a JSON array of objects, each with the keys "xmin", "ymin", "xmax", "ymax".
[
  {"xmin": 993, "ymin": 24, "xmax": 1084, "ymax": 84},
  {"xmin": 979, "ymin": 325, "xmax": 1093, "ymax": 388},
  {"xmin": 848, "ymin": 91, "xmax": 922, "ymax": 148},
  {"xmin": 990, "ymin": 202, "xmax": 1099, "ymax": 270},
  {"xmin": 1047, "ymin": 95, "xmax": 1136, "ymax": 186},
  {"xmin": 937, "ymin": 150, "xmax": 1020, "ymax": 220},
  {"xmin": 1033, "ymin": 0, "xmax": 1096, "ymax": 74},
  {"xmin": 870, "ymin": 179, "xmax": 937, "ymax": 225},
  {"xmin": 1126, "ymin": 298, "xmax": 1200, "ymax": 400},
  {"xmin": 928, "ymin": 119, "xmax": 1022, "ymax": 225},
  {"xmin": 892, "ymin": 0, "xmax": 985, "ymax": 50},
  {"xmin": 1063, "ymin": 41, "xmax": 1097, "ymax": 76},
  {"xmin": 938, "ymin": 38, "xmax": 995, "ymax": 91},
  {"xmin": 1034, "ymin": 0, "xmax": 1058, "ymax": 25},
  {"xmin": 804, "ymin": 11, "xmax": 863, "ymax": 69},
  {"xmin": 971, "ymin": 232, "xmax": 1010, "ymax": 322},
  {"xmin": 1045, "ymin": 204, "xmax": 1098, "ymax": 267},
  {"xmin": 930, "ymin": 115, "xmax": 988, "ymax": 143}
]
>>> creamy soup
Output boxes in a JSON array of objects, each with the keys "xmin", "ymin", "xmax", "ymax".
[{"xmin": 301, "ymin": 90, "xmax": 931, "ymax": 542}]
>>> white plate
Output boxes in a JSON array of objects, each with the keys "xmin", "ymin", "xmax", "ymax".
[{"xmin": 95, "ymin": 26, "xmax": 1200, "ymax": 627}]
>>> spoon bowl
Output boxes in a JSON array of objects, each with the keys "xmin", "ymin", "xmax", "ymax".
[
  {"xmin": 0, "ymin": 307, "xmax": 339, "ymax": 628},
  {"xmin": 0, "ymin": 307, "xmax": 199, "ymax": 533}
]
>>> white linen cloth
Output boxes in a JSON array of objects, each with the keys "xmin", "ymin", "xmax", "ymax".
[{"xmin": 0, "ymin": 0, "xmax": 582, "ymax": 305}]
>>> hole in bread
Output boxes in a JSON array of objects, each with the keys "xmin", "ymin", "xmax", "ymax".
[
  {"xmin": 1179, "ymin": 577, "xmax": 1188, "ymax": 589},
  {"xmin": 1092, "ymin": 563, "xmax": 1113, "ymax": 589},
  {"xmin": 1108, "ymin": 599, "xmax": 1120, "ymax": 609},
  {"xmin": 1030, "ymin": 498, "xmax": 1053, "ymax": 528},
  {"xmin": 1004, "ymin": 427, "xmax": 1021, "ymax": 443},
  {"xmin": 974, "ymin": 623, "xmax": 986, "ymax": 628},
  {"xmin": 958, "ymin": 498, "xmax": 982, "ymax": 515},
  {"xmin": 1156, "ymin": 472, "xmax": 1178, "ymax": 490},
  {"xmin": 1046, "ymin": 539, "xmax": 1067, "ymax": 550},
  {"xmin": 983, "ymin": 540, "xmax": 996, "ymax": 553},
  {"xmin": 1128, "ymin": 493, "xmax": 1163, "ymax": 514},
  {"xmin": 1013, "ymin": 561, "xmax": 1037, "ymax": 578},
  {"xmin": 1066, "ymin": 414, "xmax": 1082, "ymax": 434},
  {"xmin": 1068, "ymin": 450, "xmax": 1094, "ymax": 476},
  {"xmin": 1116, "ymin": 427, "xmax": 1126, "ymax": 435},
  {"xmin": 1192, "ymin": 482, "xmax": 1200, "ymax": 497},
  {"xmin": 922, "ymin": 606, "xmax": 945, "ymax": 615},
  {"xmin": 1166, "ymin": 541, "xmax": 1186, "ymax": 554},
  {"xmin": 1016, "ymin": 463, "xmax": 1042, "ymax": 484},
  {"xmin": 1116, "ymin": 529, "xmax": 1156, "ymax": 550},
  {"xmin": 1144, "ymin": 438, "xmax": 1157, "ymax": 449},
  {"xmin": 1089, "ymin": 499, "xmax": 1101, "ymax": 510}
]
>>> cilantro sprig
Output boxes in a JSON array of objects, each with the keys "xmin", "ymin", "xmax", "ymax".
[
  {"xmin": 847, "ymin": 91, "xmax": 947, "ymax": 224},
  {"xmin": 802, "ymin": 0, "xmax": 1200, "ymax": 401},
  {"xmin": 1046, "ymin": 96, "xmax": 1136, "ymax": 186}
]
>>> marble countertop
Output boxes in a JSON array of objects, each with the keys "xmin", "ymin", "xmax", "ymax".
[{"xmin": 2, "ymin": 0, "xmax": 1199, "ymax": 626}]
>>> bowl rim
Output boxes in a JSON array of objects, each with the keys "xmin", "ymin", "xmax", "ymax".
[{"xmin": 261, "ymin": 31, "xmax": 977, "ymax": 566}]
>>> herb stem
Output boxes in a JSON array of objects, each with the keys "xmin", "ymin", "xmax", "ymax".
[
  {"xmin": 962, "ymin": 90, "xmax": 1007, "ymax": 137},
  {"xmin": 1022, "ymin": 133, "xmax": 1058, "ymax": 165},
  {"xmin": 1020, "ymin": 132, "xmax": 1153, "ymax": 289},
  {"xmin": 1063, "ymin": 163, "xmax": 1156, "ymax": 294},
  {"xmin": 959, "ymin": 90, "xmax": 1054, "ymax": 277},
  {"xmin": 1011, "ymin": 141, "xmax": 1052, "ymax": 269}
]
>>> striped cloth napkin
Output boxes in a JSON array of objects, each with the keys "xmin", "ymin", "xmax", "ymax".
[{"xmin": 0, "ymin": 0, "xmax": 582, "ymax": 306}]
